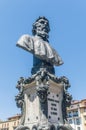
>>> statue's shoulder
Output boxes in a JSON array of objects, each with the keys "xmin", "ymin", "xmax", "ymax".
[
  {"xmin": 18, "ymin": 34, "xmax": 34, "ymax": 42},
  {"xmin": 16, "ymin": 34, "xmax": 34, "ymax": 52},
  {"xmin": 17, "ymin": 34, "xmax": 35, "ymax": 46}
]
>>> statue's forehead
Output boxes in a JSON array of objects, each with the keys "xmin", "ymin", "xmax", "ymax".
[
  {"xmin": 39, "ymin": 18, "xmax": 47, "ymax": 22},
  {"xmin": 36, "ymin": 18, "xmax": 48, "ymax": 24}
]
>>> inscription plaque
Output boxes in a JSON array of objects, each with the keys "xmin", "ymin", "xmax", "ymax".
[{"xmin": 48, "ymin": 92, "xmax": 60, "ymax": 123}]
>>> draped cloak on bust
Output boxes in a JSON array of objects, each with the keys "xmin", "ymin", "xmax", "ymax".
[{"xmin": 16, "ymin": 34, "xmax": 63, "ymax": 66}]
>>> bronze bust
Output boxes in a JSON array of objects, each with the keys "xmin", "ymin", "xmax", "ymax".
[{"xmin": 17, "ymin": 16, "xmax": 63, "ymax": 74}]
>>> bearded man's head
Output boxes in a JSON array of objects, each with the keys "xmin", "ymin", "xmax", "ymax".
[{"xmin": 32, "ymin": 16, "xmax": 50, "ymax": 41}]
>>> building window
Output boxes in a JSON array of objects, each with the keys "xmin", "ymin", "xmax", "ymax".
[
  {"xmin": 76, "ymin": 118, "xmax": 81, "ymax": 125},
  {"xmin": 67, "ymin": 112, "xmax": 72, "ymax": 118},
  {"xmin": 7, "ymin": 123, "xmax": 9, "ymax": 127},
  {"xmin": 2, "ymin": 124, "xmax": 3, "ymax": 128},
  {"xmin": 5, "ymin": 124, "xmax": 6, "ymax": 127},
  {"xmin": 1, "ymin": 128, "xmax": 9, "ymax": 130},
  {"xmin": 84, "ymin": 116, "xmax": 86, "ymax": 120},
  {"xmin": 14, "ymin": 122, "xmax": 16, "ymax": 126},
  {"xmin": 77, "ymin": 104, "xmax": 79, "ymax": 107},
  {"xmin": 84, "ymin": 108, "xmax": 86, "ymax": 112},
  {"xmin": 73, "ymin": 111, "xmax": 78, "ymax": 117},
  {"xmin": 77, "ymin": 127, "xmax": 80, "ymax": 130},
  {"xmin": 68, "ymin": 119, "xmax": 73, "ymax": 124},
  {"xmin": 17, "ymin": 121, "xmax": 19, "ymax": 125},
  {"xmin": 84, "ymin": 102, "xmax": 86, "ymax": 106}
]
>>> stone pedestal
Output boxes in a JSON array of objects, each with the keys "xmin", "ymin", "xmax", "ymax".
[
  {"xmin": 24, "ymin": 80, "xmax": 63, "ymax": 129},
  {"xmin": 15, "ymin": 70, "xmax": 73, "ymax": 130}
]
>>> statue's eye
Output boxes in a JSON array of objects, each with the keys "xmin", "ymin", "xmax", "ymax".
[{"xmin": 40, "ymin": 21, "xmax": 45, "ymax": 24}]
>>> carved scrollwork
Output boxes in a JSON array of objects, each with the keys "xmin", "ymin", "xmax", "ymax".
[
  {"xmin": 15, "ymin": 77, "xmax": 26, "ymax": 125},
  {"xmin": 35, "ymin": 68, "xmax": 49, "ymax": 86},
  {"xmin": 15, "ymin": 77, "xmax": 24, "ymax": 109},
  {"xmin": 15, "ymin": 125, "xmax": 30, "ymax": 130},
  {"xmin": 37, "ymin": 122, "xmax": 51, "ymax": 130},
  {"xmin": 59, "ymin": 76, "xmax": 70, "ymax": 90},
  {"xmin": 36, "ymin": 85, "xmax": 49, "ymax": 103},
  {"xmin": 59, "ymin": 76, "xmax": 72, "ymax": 121},
  {"xmin": 32, "ymin": 125, "xmax": 37, "ymax": 130},
  {"xmin": 57, "ymin": 121, "xmax": 74, "ymax": 130}
]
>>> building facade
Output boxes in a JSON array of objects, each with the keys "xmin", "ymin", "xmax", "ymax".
[
  {"xmin": 67, "ymin": 99, "xmax": 86, "ymax": 130},
  {"xmin": 0, "ymin": 114, "xmax": 21, "ymax": 130}
]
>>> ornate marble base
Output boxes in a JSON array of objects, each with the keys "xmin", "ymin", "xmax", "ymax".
[{"xmin": 15, "ymin": 69, "xmax": 73, "ymax": 130}]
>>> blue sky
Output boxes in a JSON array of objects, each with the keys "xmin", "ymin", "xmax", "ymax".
[{"xmin": 0, "ymin": 0, "xmax": 86, "ymax": 120}]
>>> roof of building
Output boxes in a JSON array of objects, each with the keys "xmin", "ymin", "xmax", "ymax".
[{"xmin": 8, "ymin": 114, "xmax": 21, "ymax": 121}]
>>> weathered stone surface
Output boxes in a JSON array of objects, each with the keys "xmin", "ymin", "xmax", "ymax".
[{"xmin": 15, "ymin": 69, "xmax": 73, "ymax": 130}]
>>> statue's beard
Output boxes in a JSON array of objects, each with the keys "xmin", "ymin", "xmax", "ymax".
[{"xmin": 36, "ymin": 29, "xmax": 49, "ymax": 40}]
